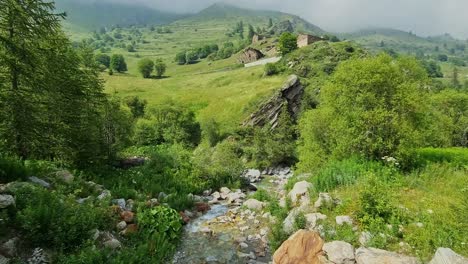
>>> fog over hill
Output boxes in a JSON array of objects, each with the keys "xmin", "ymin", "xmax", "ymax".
[{"xmin": 71, "ymin": 0, "xmax": 468, "ymax": 38}]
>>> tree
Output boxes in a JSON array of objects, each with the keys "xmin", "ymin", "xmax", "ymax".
[
  {"xmin": 438, "ymin": 54, "xmax": 448, "ymax": 62},
  {"xmin": 175, "ymin": 51, "xmax": 186, "ymax": 65},
  {"xmin": 110, "ymin": 54, "xmax": 128, "ymax": 72},
  {"xmin": 298, "ymin": 54, "xmax": 430, "ymax": 171},
  {"xmin": 278, "ymin": 32, "xmax": 298, "ymax": 55},
  {"xmin": 248, "ymin": 24, "xmax": 255, "ymax": 40},
  {"xmin": 452, "ymin": 67, "xmax": 461, "ymax": 88},
  {"xmin": 127, "ymin": 44, "xmax": 136, "ymax": 52},
  {"xmin": 95, "ymin": 54, "xmax": 111, "ymax": 68},
  {"xmin": 125, "ymin": 96, "xmax": 147, "ymax": 118},
  {"xmin": 268, "ymin": 18, "xmax": 273, "ymax": 28},
  {"xmin": 137, "ymin": 58, "xmax": 154, "ymax": 78},
  {"xmin": 186, "ymin": 51, "xmax": 199, "ymax": 64},
  {"xmin": 154, "ymin": 59, "xmax": 167, "ymax": 78}
]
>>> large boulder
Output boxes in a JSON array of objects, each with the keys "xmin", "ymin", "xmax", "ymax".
[
  {"xmin": 289, "ymin": 181, "xmax": 313, "ymax": 204},
  {"xmin": 305, "ymin": 213, "xmax": 327, "ymax": 230},
  {"xmin": 429, "ymin": 248, "xmax": 468, "ymax": 264},
  {"xmin": 55, "ymin": 170, "xmax": 74, "ymax": 184},
  {"xmin": 243, "ymin": 75, "xmax": 304, "ymax": 129},
  {"xmin": 0, "ymin": 237, "xmax": 18, "ymax": 258},
  {"xmin": 355, "ymin": 247, "xmax": 420, "ymax": 264},
  {"xmin": 323, "ymin": 241, "xmax": 355, "ymax": 264},
  {"xmin": 243, "ymin": 169, "xmax": 262, "ymax": 183},
  {"xmin": 273, "ymin": 230, "xmax": 324, "ymax": 264},
  {"xmin": 0, "ymin": 255, "xmax": 9, "ymax": 264},
  {"xmin": 0, "ymin": 195, "xmax": 15, "ymax": 209},
  {"xmin": 243, "ymin": 199, "xmax": 265, "ymax": 211},
  {"xmin": 28, "ymin": 176, "xmax": 50, "ymax": 189}
]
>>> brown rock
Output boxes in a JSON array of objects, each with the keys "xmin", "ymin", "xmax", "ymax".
[
  {"xmin": 120, "ymin": 211, "xmax": 135, "ymax": 223},
  {"xmin": 273, "ymin": 230, "xmax": 325, "ymax": 264},
  {"xmin": 194, "ymin": 202, "xmax": 211, "ymax": 213},
  {"xmin": 179, "ymin": 211, "xmax": 190, "ymax": 224},
  {"xmin": 122, "ymin": 224, "xmax": 138, "ymax": 236}
]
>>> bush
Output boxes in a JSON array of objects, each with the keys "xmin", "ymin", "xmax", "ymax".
[
  {"xmin": 137, "ymin": 58, "xmax": 154, "ymax": 78},
  {"xmin": 137, "ymin": 206, "xmax": 182, "ymax": 242},
  {"xmin": 15, "ymin": 186, "xmax": 112, "ymax": 250},
  {"xmin": 125, "ymin": 96, "xmax": 147, "ymax": 118},
  {"xmin": 298, "ymin": 54, "xmax": 431, "ymax": 170},
  {"xmin": 264, "ymin": 63, "xmax": 280, "ymax": 76},
  {"xmin": 154, "ymin": 59, "xmax": 166, "ymax": 78},
  {"xmin": 175, "ymin": 51, "xmax": 186, "ymax": 65},
  {"xmin": 278, "ymin": 32, "xmax": 298, "ymax": 55},
  {"xmin": 95, "ymin": 53, "xmax": 110, "ymax": 68},
  {"xmin": 0, "ymin": 156, "xmax": 29, "ymax": 183},
  {"xmin": 293, "ymin": 212, "xmax": 307, "ymax": 230},
  {"xmin": 110, "ymin": 54, "xmax": 127, "ymax": 73},
  {"xmin": 185, "ymin": 51, "xmax": 199, "ymax": 64}
]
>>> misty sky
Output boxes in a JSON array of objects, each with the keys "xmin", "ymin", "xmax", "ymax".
[{"xmin": 92, "ymin": 0, "xmax": 468, "ymax": 38}]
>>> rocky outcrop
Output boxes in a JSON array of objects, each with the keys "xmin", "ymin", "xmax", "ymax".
[
  {"xmin": 323, "ymin": 241, "xmax": 355, "ymax": 264},
  {"xmin": 238, "ymin": 47, "xmax": 264, "ymax": 64},
  {"xmin": 243, "ymin": 75, "xmax": 304, "ymax": 129},
  {"xmin": 273, "ymin": 230, "xmax": 324, "ymax": 264},
  {"xmin": 269, "ymin": 20, "xmax": 294, "ymax": 35},
  {"xmin": 288, "ymin": 181, "xmax": 312, "ymax": 204},
  {"xmin": 429, "ymin": 248, "xmax": 468, "ymax": 264},
  {"xmin": 355, "ymin": 247, "xmax": 420, "ymax": 264}
]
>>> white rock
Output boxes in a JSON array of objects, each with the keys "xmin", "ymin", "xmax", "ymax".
[
  {"xmin": 0, "ymin": 255, "xmax": 9, "ymax": 264},
  {"xmin": 355, "ymin": 247, "xmax": 420, "ymax": 264},
  {"xmin": 288, "ymin": 181, "xmax": 312, "ymax": 204},
  {"xmin": 314, "ymin": 193, "xmax": 333, "ymax": 208},
  {"xmin": 0, "ymin": 195, "xmax": 15, "ymax": 209},
  {"xmin": 240, "ymin": 242, "xmax": 249, "ymax": 249},
  {"xmin": 323, "ymin": 241, "xmax": 355, "ymax": 264},
  {"xmin": 336, "ymin": 215, "xmax": 353, "ymax": 226},
  {"xmin": 359, "ymin": 231, "xmax": 373, "ymax": 246},
  {"xmin": 97, "ymin": 190, "xmax": 111, "ymax": 200},
  {"xmin": 116, "ymin": 221, "xmax": 127, "ymax": 230},
  {"xmin": 103, "ymin": 239, "xmax": 121, "ymax": 249},
  {"xmin": 227, "ymin": 192, "xmax": 243, "ymax": 203},
  {"xmin": 55, "ymin": 170, "xmax": 74, "ymax": 184},
  {"xmin": 220, "ymin": 187, "xmax": 231, "ymax": 195},
  {"xmin": 28, "ymin": 176, "xmax": 51, "ymax": 188},
  {"xmin": 243, "ymin": 199, "xmax": 265, "ymax": 211},
  {"xmin": 415, "ymin": 222, "xmax": 424, "ymax": 228},
  {"xmin": 429, "ymin": 248, "xmax": 468, "ymax": 264},
  {"xmin": 305, "ymin": 213, "xmax": 327, "ymax": 229},
  {"xmin": 1, "ymin": 237, "xmax": 19, "ymax": 258}
]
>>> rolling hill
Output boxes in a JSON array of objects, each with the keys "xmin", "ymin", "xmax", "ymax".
[{"xmin": 54, "ymin": 0, "xmax": 186, "ymax": 29}]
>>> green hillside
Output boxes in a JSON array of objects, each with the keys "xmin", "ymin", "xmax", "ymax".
[{"xmin": 54, "ymin": 0, "xmax": 186, "ymax": 29}]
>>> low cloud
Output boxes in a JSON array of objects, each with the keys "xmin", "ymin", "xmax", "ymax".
[{"xmin": 74, "ymin": 0, "xmax": 468, "ymax": 38}]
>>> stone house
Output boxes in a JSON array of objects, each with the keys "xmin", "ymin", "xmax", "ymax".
[
  {"xmin": 238, "ymin": 48, "xmax": 264, "ymax": 64},
  {"xmin": 297, "ymin": 34, "xmax": 323, "ymax": 48},
  {"xmin": 252, "ymin": 34, "xmax": 265, "ymax": 44}
]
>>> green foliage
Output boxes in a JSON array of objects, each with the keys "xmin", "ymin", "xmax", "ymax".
[
  {"xmin": 175, "ymin": 51, "xmax": 187, "ymax": 65},
  {"xmin": 201, "ymin": 119, "xmax": 222, "ymax": 147},
  {"xmin": 298, "ymin": 54, "xmax": 431, "ymax": 170},
  {"xmin": 192, "ymin": 140, "xmax": 244, "ymax": 190},
  {"xmin": 134, "ymin": 103, "xmax": 201, "ymax": 147},
  {"xmin": 125, "ymin": 96, "xmax": 147, "ymax": 119},
  {"xmin": 95, "ymin": 53, "xmax": 111, "ymax": 68},
  {"xmin": 137, "ymin": 206, "xmax": 182, "ymax": 242},
  {"xmin": 126, "ymin": 44, "xmax": 136, "ymax": 52},
  {"xmin": 293, "ymin": 212, "xmax": 307, "ymax": 230},
  {"xmin": 110, "ymin": 54, "xmax": 128, "ymax": 72},
  {"xmin": 249, "ymin": 106, "xmax": 296, "ymax": 168},
  {"xmin": 420, "ymin": 60, "xmax": 443, "ymax": 78},
  {"xmin": 0, "ymin": 156, "xmax": 29, "ymax": 183},
  {"xmin": 437, "ymin": 54, "xmax": 448, "ymax": 62},
  {"xmin": 137, "ymin": 58, "xmax": 154, "ymax": 78},
  {"xmin": 185, "ymin": 50, "xmax": 199, "ymax": 64},
  {"xmin": 264, "ymin": 63, "xmax": 281, "ymax": 76},
  {"xmin": 15, "ymin": 186, "xmax": 112, "ymax": 250},
  {"xmin": 357, "ymin": 175, "xmax": 407, "ymax": 229},
  {"xmin": 278, "ymin": 32, "xmax": 298, "ymax": 55},
  {"xmin": 415, "ymin": 147, "xmax": 468, "ymax": 167},
  {"xmin": 154, "ymin": 59, "xmax": 167, "ymax": 78}
]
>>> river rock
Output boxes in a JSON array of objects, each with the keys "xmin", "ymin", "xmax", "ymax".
[
  {"xmin": 28, "ymin": 176, "xmax": 51, "ymax": 189},
  {"xmin": 244, "ymin": 169, "xmax": 262, "ymax": 183},
  {"xmin": 0, "ymin": 237, "xmax": 19, "ymax": 258},
  {"xmin": 112, "ymin": 199, "xmax": 126, "ymax": 210},
  {"xmin": 305, "ymin": 213, "xmax": 327, "ymax": 229},
  {"xmin": 243, "ymin": 199, "xmax": 264, "ymax": 211},
  {"xmin": 336, "ymin": 216, "xmax": 353, "ymax": 226},
  {"xmin": 55, "ymin": 170, "xmax": 74, "ymax": 184},
  {"xmin": 220, "ymin": 187, "xmax": 231, "ymax": 199},
  {"xmin": 97, "ymin": 190, "xmax": 111, "ymax": 200},
  {"xmin": 314, "ymin": 193, "xmax": 333, "ymax": 208},
  {"xmin": 120, "ymin": 211, "xmax": 134, "ymax": 223},
  {"xmin": 273, "ymin": 230, "xmax": 324, "ymax": 264},
  {"xmin": 195, "ymin": 202, "xmax": 211, "ymax": 213},
  {"xmin": 355, "ymin": 247, "xmax": 420, "ymax": 264},
  {"xmin": 103, "ymin": 239, "xmax": 121, "ymax": 249},
  {"xmin": 0, "ymin": 255, "xmax": 8, "ymax": 264},
  {"xmin": 359, "ymin": 231, "xmax": 372, "ymax": 246},
  {"xmin": 323, "ymin": 241, "xmax": 355, "ymax": 264},
  {"xmin": 227, "ymin": 191, "xmax": 244, "ymax": 204},
  {"xmin": 28, "ymin": 248, "xmax": 49, "ymax": 264},
  {"xmin": 289, "ymin": 181, "xmax": 312, "ymax": 204},
  {"xmin": 0, "ymin": 195, "xmax": 15, "ymax": 209},
  {"xmin": 116, "ymin": 221, "xmax": 127, "ymax": 230},
  {"xmin": 429, "ymin": 248, "xmax": 468, "ymax": 264}
]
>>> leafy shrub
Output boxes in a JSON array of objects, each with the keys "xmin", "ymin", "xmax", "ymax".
[
  {"xmin": 175, "ymin": 51, "xmax": 187, "ymax": 65},
  {"xmin": 415, "ymin": 147, "xmax": 468, "ymax": 167},
  {"xmin": 137, "ymin": 58, "xmax": 154, "ymax": 78},
  {"xmin": 137, "ymin": 206, "xmax": 182, "ymax": 242},
  {"xmin": 293, "ymin": 212, "xmax": 307, "ymax": 230},
  {"xmin": 110, "ymin": 54, "xmax": 127, "ymax": 72},
  {"xmin": 185, "ymin": 51, "xmax": 199, "ymax": 64},
  {"xmin": 154, "ymin": 59, "xmax": 166, "ymax": 78},
  {"xmin": 0, "ymin": 156, "xmax": 29, "ymax": 183},
  {"xmin": 125, "ymin": 96, "xmax": 147, "ymax": 118},
  {"xmin": 278, "ymin": 32, "xmax": 298, "ymax": 55},
  {"xmin": 15, "ymin": 186, "xmax": 112, "ymax": 250},
  {"xmin": 264, "ymin": 63, "xmax": 280, "ymax": 76}
]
